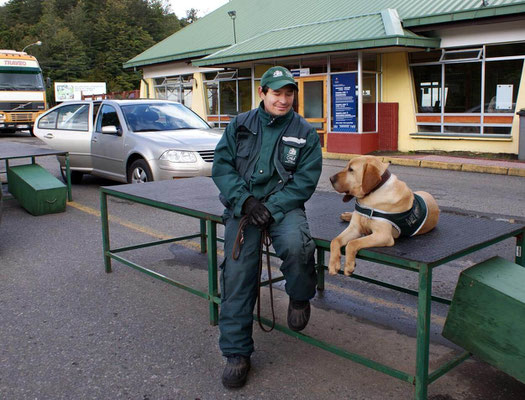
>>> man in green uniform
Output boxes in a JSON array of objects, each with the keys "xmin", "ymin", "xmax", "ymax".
[{"xmin": 212, "ymin": 66, "xmax": 322, "ymax": 388}]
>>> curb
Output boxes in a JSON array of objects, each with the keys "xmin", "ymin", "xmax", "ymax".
[{"xmin": 322, "ymin": 152, "xmax": 525, "ymax": 177}]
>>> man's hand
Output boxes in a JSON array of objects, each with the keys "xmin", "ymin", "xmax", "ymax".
[{"xmin": 242, "ymin": 197, "xmax": 272, "ymax": 229}]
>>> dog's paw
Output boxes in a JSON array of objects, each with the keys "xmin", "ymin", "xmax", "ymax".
[
  {"xmin": 340, "ymin": 212, "xmax": 352, "ymax": 222},
  {"xmin": 343, "ymin": 260, "xmax": 356, "ymax": 276},
  {"xmin": 328, "ymin": 258, "xmax": 340, "ymax": 275}
]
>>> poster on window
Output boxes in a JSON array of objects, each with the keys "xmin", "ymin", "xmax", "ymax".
[
  {"xmin": 332, "ymin": 73, "xmax": 357, "ymax": 132},
  {"xmin": 495, "ymin": 84, "xmax": 513, "ymax": 111}
]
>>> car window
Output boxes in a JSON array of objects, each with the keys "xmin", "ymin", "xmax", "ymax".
[
  {"xmin": 38, "ymin": 110, "xmax": 58, "ymax": 129},
  {"xmin": 96, "ymin": 105, "xmax": 122, "ymax": 132},
  {"xmin": 56, "ymin": 104, "xmax": 89, "ymax": 131},
  {"xmin": 93, "ymin": 103, "xmax": 101, "ymax": 125},
  {"xmin": 121, "ymin": 102, "xmax": 210, "ymax": 132}
]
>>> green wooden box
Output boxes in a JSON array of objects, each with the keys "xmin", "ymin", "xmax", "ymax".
[
  {"xmin": 443, "ymin": 256, "xmax": 525, "ymax": 383},
  {"xmin": 7, "ymin": 164, "xmax": 66, "ymax": 216}
]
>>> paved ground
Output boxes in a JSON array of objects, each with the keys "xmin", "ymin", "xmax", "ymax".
[{"xmin": 1, "ymin": 136, "xmax": 525, "ymax": 399}]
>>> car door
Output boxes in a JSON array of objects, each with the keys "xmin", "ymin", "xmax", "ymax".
[
  {"xmin": 35, "ymin": 102, "xmax": 93, "ymax": 171},
  {"xmin": 90, "ymin": 103, "xmax": 127, "ymax": 181}
]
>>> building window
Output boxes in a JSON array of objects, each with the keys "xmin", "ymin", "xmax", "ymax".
[
  {"xmin": 203, "ymin": 69, "xmax": 252, "ymax": 127},
  {"xmin": 484, "ymin": 59, "xmax": 522, "ymax": 113},
  {"xmin": 444, "ymin": 63, "xmax": 481, "ymax": 113},
  {"xmin": 205, "ymin": 81, "xmax": 218, "ymax": 115},
  {"xmin": 154, "ymin": 75, "xmax": 193, "ymax": 108},
  {"xmin": 410, "ymin": 43, "xmax": 524, "ymax": 137},
  {"xmin": 330, "ymin": 54, "xmax": 358, "ymax": 73},
  {"xmin": 412, "ymin": 65, "xmax": 442, "ymax": 113}
]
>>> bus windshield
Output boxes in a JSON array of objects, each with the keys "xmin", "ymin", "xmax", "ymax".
[{"xmin": 0, "ymin": 71, "xmax": 45, "ymax": 91}]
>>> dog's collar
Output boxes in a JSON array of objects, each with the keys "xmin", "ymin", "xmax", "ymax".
[{"xmin": 369, "ymin": 169, "xmax": 391, "ymax": 194}]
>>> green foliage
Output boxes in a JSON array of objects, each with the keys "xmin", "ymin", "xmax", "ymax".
[{"xmin": 0, "ymin": 0, "xmax": 186, "ymax": 93}]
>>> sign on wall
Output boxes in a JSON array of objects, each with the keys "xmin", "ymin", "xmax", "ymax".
[
  {"xmin": 332, "ymin": 73, "xmax": 357, "ymax": 132},
  {"xmin": 291, "ymin": 68, "xmax": 310, "ymax": 77},
  {"xmin": 54, "ymin": 82, "xmax": 106, "ymax": 102}
]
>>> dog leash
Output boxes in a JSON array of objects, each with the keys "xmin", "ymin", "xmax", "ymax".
[{"xmin": 232, "ymin": 215, "xmax": 276, "ymax": 332}]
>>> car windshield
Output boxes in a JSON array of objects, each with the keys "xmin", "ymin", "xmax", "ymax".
[{"xmin": 121, "ymin": 102, "xmax": 210, "ymax": 132}]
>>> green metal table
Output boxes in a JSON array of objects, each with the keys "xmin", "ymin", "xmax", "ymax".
[
  {"xmin": 0, "ymin": 141, "xmax": 72, "ymax": 201},
  {"xmin": 99, "ymin": 177, "xmax": 525, "ymax": 400}
]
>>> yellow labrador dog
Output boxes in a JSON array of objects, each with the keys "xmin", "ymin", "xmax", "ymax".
[{"xmin": 329, "ymin": 156, "xmax": 439, "ymax": 276}]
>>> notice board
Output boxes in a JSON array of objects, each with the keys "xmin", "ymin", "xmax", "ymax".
[{"xmin": 332, "ymin": 73, "xmax": 357, "ymax": 132}]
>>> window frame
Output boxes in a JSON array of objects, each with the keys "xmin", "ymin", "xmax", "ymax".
[{"xmin": 410, "ymin": 43, "xmax": 524, "ymax": 138}]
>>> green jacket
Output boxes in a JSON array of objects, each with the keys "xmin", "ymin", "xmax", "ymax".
[{"xmin": 212, "ymin": 102, "xmax": 322, "ymax": 224}]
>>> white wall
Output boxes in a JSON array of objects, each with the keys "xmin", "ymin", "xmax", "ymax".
[
  {"xmin": 142, "ymin": 62, "xmax": 220, "ymax": 79},
  {"xmin": 437, "ymin": 20, "xmax": 525, "ymax": 48}
]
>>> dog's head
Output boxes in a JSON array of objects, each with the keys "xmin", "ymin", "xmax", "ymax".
[{"xmin": 329, "ymin": 156, "xmax": 389, "ymax": 202}]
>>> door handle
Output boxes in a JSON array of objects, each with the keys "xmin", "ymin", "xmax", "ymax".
[
  {"xmin": 44, "ymin": 133, "xmax": 54, "ymax": 139},
  {"xmin": 91, "ymin": 137, "xmax": 97, "ymax": 143}
]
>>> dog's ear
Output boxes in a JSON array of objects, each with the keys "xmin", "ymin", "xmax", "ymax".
[{"xmin": 361, "ymin": 162, "xmax": 382, "ymax": 195}]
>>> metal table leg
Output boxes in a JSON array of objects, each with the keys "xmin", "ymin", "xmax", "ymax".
[
  {"xmin": 316, "ymin": 248, "xmax": 325, "ymax": 291},
  {"xmin": 206, "ymin": 219, "xmax": 219, "ymax": 325},
  {"xmin": 415, "ymin": 263, "xmax": 432, "ymax": 399},
  {"xmin": 200, "ymin": 219, "xmax": 207, "ymax": 254},
  {"xmin": 65, "ymin": 154, "xmax": 72, "ymax": 201},
  {"xmin": 516, "ymin": 233, "xmax": 524, "ymax": 266},
  {"xmin": 100, "ymin": 190, "xmax": 112, "ymax": 273}
]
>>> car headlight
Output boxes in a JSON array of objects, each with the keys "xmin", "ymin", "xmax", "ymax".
[
  {"xmin": 0, "ymin": 113, "xmax": 5, "ymax": 122},
  {"xmin": 159, "ymin": 150, "xmax": 197, "ymax": 163}
]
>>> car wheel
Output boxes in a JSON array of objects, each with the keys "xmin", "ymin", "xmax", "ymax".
[
  {"xmin": 128, "ymin": 159, "xmax": 153, "ymax": 183},
  {"xmin": 60, "ymin": 168, "xmax": 84, "ymax": 184}
]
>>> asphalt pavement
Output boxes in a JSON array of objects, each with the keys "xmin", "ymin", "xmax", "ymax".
[{"xmin": 1, "ymin": 135, "xmax": 525, "ymax": 400}]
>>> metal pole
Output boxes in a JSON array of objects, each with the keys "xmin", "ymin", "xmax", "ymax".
[
  {"xmin": 206, "ymin": 220, "xmax": 219, "ymax": 325},
  {"xmin": 316, "ymin": 248, "xmax": 325, "ymax": 291},
  {"xmin": 200, "ymin": 219, "xmax": 207, "ymax": 254},
  {"xmin": 516, "ymin": 232, "xmax": 524, "ymax": 267},
  {"xmin": 100, "ymin": 190, "xmax": 112, "ymax": 273},
  {"xmin": 415, "ymin": 263, "xmax": 432, "ymax": 399},
  {"xmin": 65, "ymin": 154, "xmax": 72, "ymax": 201}
]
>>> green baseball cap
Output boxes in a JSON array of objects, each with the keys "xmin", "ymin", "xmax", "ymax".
[{"xmin": 260, "ymin": 66, "xmax": 298, "ymax": 91}]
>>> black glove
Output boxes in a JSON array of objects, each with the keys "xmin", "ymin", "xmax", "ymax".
[{"xmin": 242, "ymin": 196, "xmax": 272, "ymax": 229}]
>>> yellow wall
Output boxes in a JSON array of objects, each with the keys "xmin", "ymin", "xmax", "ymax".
[
  {"xmin": 139, "ymin": 78, "xmax": 154, "ymax": 98},
  {"xmin": 382, "ymin": 52, "xmax": 524, "ymax": 155},
  {"xmin": 191, "ymin": 72, "xmax": 207, "ymax": 120},
  {"xmin": 381, "ymin": 52, "xmax": 418, "ymax": 152}
]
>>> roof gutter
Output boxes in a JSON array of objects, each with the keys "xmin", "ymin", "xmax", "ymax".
[
  {"xmin": 193, "ymin": 36, "xmax": 440, "ymax": 67},
  {"xmin": 403, "ymin": 2, "xmax": 525, "ymax": 28},
  {"xmin": 123, "ymin": 45, "xmax": 229, "ymax": 69}
]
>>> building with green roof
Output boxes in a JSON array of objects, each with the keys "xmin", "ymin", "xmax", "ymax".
[{"xmin": 125, "ymin": 0, "xmax": 525, "ymax": 156}]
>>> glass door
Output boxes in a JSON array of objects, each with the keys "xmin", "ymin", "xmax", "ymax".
[{"xmin": 297, "ymin": 76, "xmax": 327, "ymax": 146}]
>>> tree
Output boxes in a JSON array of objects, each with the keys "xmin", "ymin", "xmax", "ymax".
[
  {"xmin": 180, "ymin": 8, "xmax": 198, "ymax": 27},
  {"xmin": 0, "ymin": 0, "xmax": 185, "ymax": 93}
]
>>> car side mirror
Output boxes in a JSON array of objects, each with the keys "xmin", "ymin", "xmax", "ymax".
[{"xmin": 101, "ymin": 125, "xmax": 121, "ymax": 136}]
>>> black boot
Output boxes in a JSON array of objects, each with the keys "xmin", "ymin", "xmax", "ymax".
[
  {"xmin": 287, "ymin": 299, "xmax": 311, "ymax": 332},
  {"xmin": 221, "ymin": 354, "xmax": 251, "ymax": 388}
]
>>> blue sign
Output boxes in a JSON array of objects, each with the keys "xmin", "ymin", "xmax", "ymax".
[{"xmin": 332, "ymin": 73, "xmax": 357, "ymax": 132}]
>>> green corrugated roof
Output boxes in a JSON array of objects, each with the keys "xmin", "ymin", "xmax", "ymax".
[
  {"xmin": 124, "ymin": 0, "xmax": 525, "ymax": 69},
  {"xmin": 194, "ymin": 12, "xmax": 439, "ymax": 67}
]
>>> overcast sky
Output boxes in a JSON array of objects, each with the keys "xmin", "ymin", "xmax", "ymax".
[
  {"xmin": 169, "ymin": 0, "xmax": 229, "ymax": 17},
  {"xmin": 0, "ymin": 0, "xmax": 230, "ymax": 18}
]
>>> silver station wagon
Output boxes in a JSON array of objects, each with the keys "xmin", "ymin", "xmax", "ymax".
[{"xmin": 34, "ymin": 99, "xmax": 222, "ymax": 183}]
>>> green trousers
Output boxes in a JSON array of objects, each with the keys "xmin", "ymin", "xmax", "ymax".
[{"xmin": 219, "ymin": 208, "xmax": 317, "ymax": 357}]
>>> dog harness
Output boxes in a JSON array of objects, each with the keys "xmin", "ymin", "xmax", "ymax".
[{"xmin": 354, "ymin": 193, "xmax": 429, "ymax": 237}]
